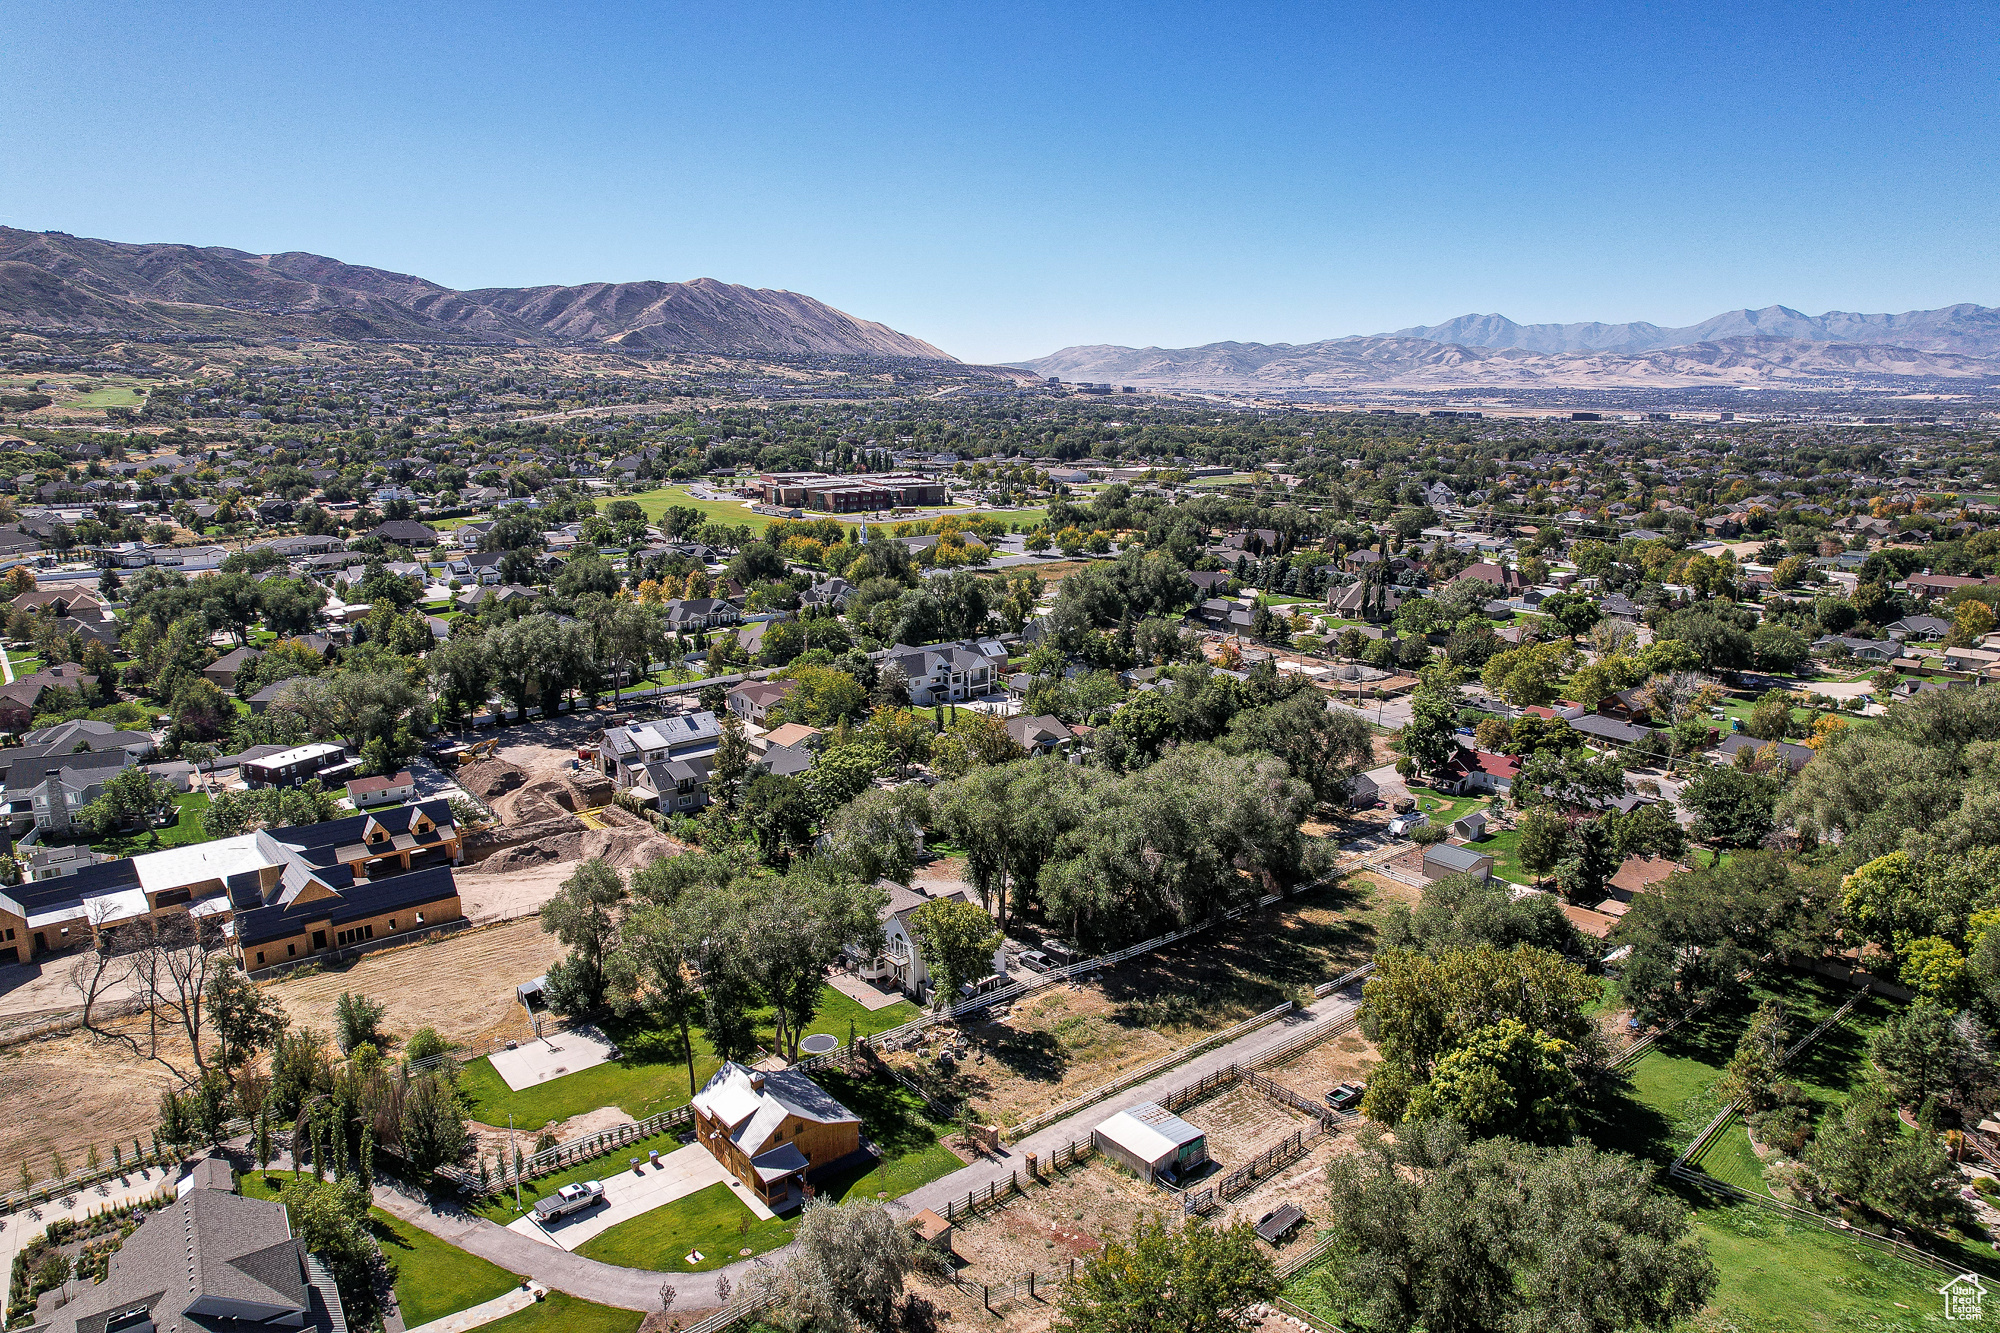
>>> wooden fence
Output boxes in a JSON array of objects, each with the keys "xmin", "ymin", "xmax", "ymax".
[
  {"xmin": 446, "ymin": 1105, "xmax": 695, "ymax": 1196},
  {"xmin": 1219, "ymin": 1128, "xmax": 1314, "ymax": 1199}
]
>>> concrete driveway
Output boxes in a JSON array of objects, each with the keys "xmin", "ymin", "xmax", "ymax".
[
  {"xmin": 505, "ymin": 1142, "xmax": 774, "ymax": 1254},
  {"xmin": 489, "ymin": 1028, "xmax": 619, "ymax": 1092}
]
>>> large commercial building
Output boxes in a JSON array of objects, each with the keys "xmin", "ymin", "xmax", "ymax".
[{"xmin": 754, "ymin": 472, "xmax": 949, "ymax": 512}]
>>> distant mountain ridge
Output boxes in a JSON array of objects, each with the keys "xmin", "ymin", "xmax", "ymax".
[
  {"xmin": 1385, "ymin": 303, "xmax": 2000, "ymax": 357},
  {"xmin": 0, "ymin": 227, "xmax": 954, "ymax": 360},
  {"xmin": 1012, "ymin": 332, "xmax": 2000, "ymax": 393},
  {"xmin": 1009, "ymin": 301, "xmax": 2000, "ymax": 392}
]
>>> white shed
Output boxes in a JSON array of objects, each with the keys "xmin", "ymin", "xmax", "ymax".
[{"xmin": 1093, "ymin": 1101, "xmax": 1209, "ymax": 1181}]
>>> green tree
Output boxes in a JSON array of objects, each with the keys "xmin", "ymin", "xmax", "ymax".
[
  {"xmin": 539, "ymin": 859, "xmax": 627, "ymax": 1015},
  {"xmin": 735, "ymin": 861, "xmax": 885, "ymax": 1061},
  {"xmin": 1681, "ymin": 765, "xmax": 1780, "ymax": 854},
  {"xmin": 1867, "ymin": 999, "xmax": 1986, "ymax": 1110},
  {"xmin": 332, "ymin": 992, "xmax": 386, "ymax": 1055},
  {"xmin": 205, "ymin": 959, "xmax": 288, "ymax": 1071},
  {"xmin": 1056, "ymin": 1216, "xmax": 1278, "ymax": 1333},
  {"xmin": 905, "ymin": 897, "xmax": 1003, "ymax": 1011},
  {"xmin": 280, "ymin": 1174, "xmax": 382, "ymax": 1323},
  {"xmin": 1716, "ymin": 998, "xmax": 1789, "ymax": 1113},
  {"xmin": 1359, "ymin": 944, "xmax": 1600, "ymax": 1136},
  {"xmin": 1516, "ymin": 808, "xmax": 1568, "ymax": 885},
  {"xmin": 77, "ymin": 766, "xmax": 178, "ymax": 840},
  {"xmin": 1401, "ymin": 667, "xmax": 1465, "ymax": 782},
  {"xmin": 1320, "ymin": 1124, "xmax": 1714, "ymax": 1333},
  {"xmin": 398, "ymin": 1072, "xmax": 468, "ymax": 1180},
  {"xmin": 1221, "ymin": 689, "xmax": 1374, "ymax": 807}
]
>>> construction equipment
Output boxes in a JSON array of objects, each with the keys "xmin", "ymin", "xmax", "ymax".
[{"xmin": 457, "ymin": 737, "xmax": 502, "ymax": 766}]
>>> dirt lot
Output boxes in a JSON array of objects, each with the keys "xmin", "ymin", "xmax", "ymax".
[
  {"xmin": 1261, "ymin": 1027, "xmax": 1380, "ymax": 1103},
  {"xmin": 945, "ymin": 1158, "xmax": 1160, "ymax": 1281},
  {"xmin": 0, "ymin": 1016, "xmax": 197, "ymax": 1172},
  {"xmin": 1176, "ymin": 1082, "xmax": 1316, "ymax": 1165},
  {"xmin": 1210, "ymin": 1131, "xmax": 1355, "ymax": 1244},
  {"xmin": 264, "ymin": 917, "xmax": 562, "ymax": 1050},
  {"xmin": 888, "ymin": 878, "xmax": 1393, "ymax": 1129}
]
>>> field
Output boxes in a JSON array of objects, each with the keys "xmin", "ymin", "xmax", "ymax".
[
  {"xmin": 0, "ymin": 1015, "xmax": 194, "ymax": 1171},
  {"xmin": 264, "ymin": 916, "xmax": 567, "ymax": 1052},
  {"xmin": 624, "ymin": 485, "xmax": 1049, "ymax": 538},
  {"xmin": 54, "ymin": 384, "xmax": 150, "ymax": 411},
  {"xmin": 243, "ymin": 1170, "xmax": 525, "ymax": 1325},
  {"xmin": 889, "ymin": 876, "xmax": 1397, "ymax": 1128},
  {"xmin": 942, "ymin": 1157, "xmax": 1159, "ymax": 1281},
  {"xmin": 456, "ymin": 986, "xmax": 922, "ymax": 1131}
]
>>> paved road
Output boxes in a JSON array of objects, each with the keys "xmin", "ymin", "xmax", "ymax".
[{"xmin": 894, "ymin": 982, "xmax": 1366, "ymax": 1218}]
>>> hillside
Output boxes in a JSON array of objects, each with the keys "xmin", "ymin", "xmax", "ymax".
[
  {"xmin": 0, "ymin": 227, "xmax": 954, "ymax": 360},
  {"xmin": 1010, "ymin": 333, "xmax": 2000, "ymax": 392}
]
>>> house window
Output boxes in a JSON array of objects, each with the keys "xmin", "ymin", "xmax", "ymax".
[
  {"xmin": 287, "ymin": 943, "xmax": 297, "ymax": 957},
  {"xmin": 256, "ymin": 951, "xmax": 264, "ymax": 966}
]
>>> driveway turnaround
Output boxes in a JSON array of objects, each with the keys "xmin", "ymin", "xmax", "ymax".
[{"xmin": 505, "ymin": 1142, "xmax": 774, "ymax": 1252}]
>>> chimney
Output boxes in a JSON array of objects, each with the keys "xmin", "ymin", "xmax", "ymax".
[{"xmin": 749, "ymin": 1072, "xmax": 765, "ymax": 1092}]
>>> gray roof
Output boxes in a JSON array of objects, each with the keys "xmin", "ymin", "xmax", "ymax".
[
  {"xmin": 50, "ymin": 1185, "xmax": 329, "ymax": 1333},
  {"xmin": 1569, "ymin": 714, "xmax": 1653, "ymax": 745},
  {"xmin": 1423, "ymin": 843, "xmax": 1491, "ymax": 873}
]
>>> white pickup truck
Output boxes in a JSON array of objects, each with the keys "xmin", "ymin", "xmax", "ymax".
[{"xmin": 532, "ymin": 1179, "xmax": 605, "ymax": 1222}]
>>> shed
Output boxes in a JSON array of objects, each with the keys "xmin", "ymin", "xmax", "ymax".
[
  {"xmin": 909, "ymin": 1208, "xmax": 954, "ymax": 1254},
  {"xmin": 1093, "ymin": 1101, "xmax": 1208, "ymax": 1181},
  {"xmin": 517, "ymin": 975, "xmax": 549, "ymax": 1013},
  {"xmin": 1422, "ymin": 842, "xmax": 1494, "ymax": 884}
]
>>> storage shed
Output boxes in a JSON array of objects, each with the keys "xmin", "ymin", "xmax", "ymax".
[{"xmin": 1093, "ymin": 1101, "xmax": 1209, "ymax": 1182}]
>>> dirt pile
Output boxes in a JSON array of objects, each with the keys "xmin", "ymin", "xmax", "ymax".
[
  {"xmin": 577, "ymin": 805, "xmax": 683, "ymax": 869},
  {"xmin": 466, "ymin": 831, "xmax": 587, "ymax": 875},
  {"xmin": 508, "ymin": 776, "xmax": 580, "ymax": 825},
  {"xmin": 459, "ymin": 759, "xmax": 527, "ymax": 800}
]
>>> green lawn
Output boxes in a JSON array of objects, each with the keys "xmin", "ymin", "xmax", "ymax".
[
  {"xmin": 36, "ymin": 791, "xmax": 214, "ymax": 857},
  {"xmin": 242, "ymin": 1171, "xmax": 524, "ymax": 1324},
  {"xmin": 1696, "ymin": 1121, "xmax": 1773, "ymax": 1196},
  {"xmin": 1472, "ymin": 826, "xmax": 1534, "ymax": 886},
  {"xmin": 574, "ymin": 1181, "xmax": 794, "ymax": 1272},
  {"xmin": 625, "ymin": 486, "xmax": 780, "ymax": 531},
  {"xmin": 62, "ymin": 385, "xmax": 149, "ymax": 410},
  {"xmin": 1692, "ymin": 1200, "xmax": 1988, "ymax": 1333},
  {"xmin": 459, "ymin": 985, "xmax": 921, "ymax": 1131},
  {"xmin": 478, "ymin": 1291, "xmax": 640, "ymax": 1333},
  {"xmin": 1403, "ymin": 784, "xmax": 1486, "ymax": 825}
]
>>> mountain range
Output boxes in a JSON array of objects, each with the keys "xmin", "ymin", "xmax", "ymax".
[
  {"xmin": 0, "ymin": 227, "xmax": 953, "ymax": 360},
  {"xmin": 1013, "ymin": 304, "xmax": 2000, "ymax": 392}
]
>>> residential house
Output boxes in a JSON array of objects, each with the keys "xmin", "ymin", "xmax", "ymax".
[
  {"xmin": 204, "ymin": 646, "xmax": 264, "ymax": 691},
  {"xmin": 1886, "ymin": 615, "xmax": 1952, "ymax": 641},
  {"xmin": 33, "ymin": 1171, "xmax": 346, "ymax": 1333},
  {"xmin": 727, "ymin": 680, "xmax": 796, "ymax": 725},
  {"xmin": 852, "ymin": 881, "xmax": 970, "ymax": 1002},
  {"xmin": 22, "ymin": 717, "xmax": 155, "ymax": 763},
  {"xmin": 876, "ymin": 640, "xmax": 1005, "ymax": 705},
  {"xmin": 0, "ymin": 662, "xmax": 96, "ymax": 731},
  {"xmin": 1813, "ymin": 634, "xmax": 1901, "ymax": 663},
  {"xmin": 598, "ymin": 712, "xmax": 724, "ymax": 812},
  {"xmin": 1451, "ymin": 562, "xmax": 1531, "ymax": 594},
  {"xmin": 3, "ymin": 746, "xmax": 132, "ymax": 833},
  {"xmin": 663, "ymin": 598, "xmax": 743, "ymax": 632},
  {"xmin": 691, "ymin": 1062, "xmax": 862, "ymax": 1213},
  {"xmin": 346, "ymin": 771, "xmax": 416, "ymax": 808},
  {"xmin": 1711, "ymin": 733, "xmax": 1815, "ymax": 773},
  {"xmin": 365, "ymin": 520, "xmax": 438, "ymax": 547},
  {"xmin": 1433, "ymin": 749, "xmax": 1519, "ymax": 796},
  {"xmin": 752, "ymin": 722, "xmax": 820, "ymax": 777},
  {"xmin": 242, "ymin": 742, "xmax": 355, "ymax": 790},
  {"xmin": 23, "ymin": 843, "xmax": 104, "ymax": 881},
  {"xmin": 1004, "ymin": 714, "xmax": 1076, "ymax": 756}
]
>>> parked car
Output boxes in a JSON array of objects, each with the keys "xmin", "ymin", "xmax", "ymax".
[
  {"xmin": 1017, "ymin": 950, "xmax": 1051, "ymax": 973},
  {"xmin": 532, "ymin": 1179, "xmax": 605, "ymax": 1222},
  {"xmin": 1326, "ymin": 1082, "xmax": 1366, "ymax": 1112},
  {"xmin": 1387, "ymin": 811, "xmax": 1429, "ymax": 837},
  {"xmin": 1042, "ymin": 939, "xmax": 1081, "ymax": 965}
]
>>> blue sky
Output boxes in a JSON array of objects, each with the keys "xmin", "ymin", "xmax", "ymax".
[{"xmin": 6, "ymin": 2, "xmax": 1995, "ymax": 363}]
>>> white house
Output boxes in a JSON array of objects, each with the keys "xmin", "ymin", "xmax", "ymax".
[{"xmin": 851, "ymin": 881, "xmax": 966, "ymax": 1002}]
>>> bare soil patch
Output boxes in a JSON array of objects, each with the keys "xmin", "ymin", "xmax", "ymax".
[
  {"xmin": 1176, "ymin": 1082, "xmax": 1314, "ymax": 1165},
  {"xmin": 944, "ymin": 1159, "xmax": 1159, "ymax": 1280},
  {"xmin": 0, "ymin": 1018, "xmax": 197, "ymax": 1171},
  {"xmin": 1261, "ymin": 1028, "xmax": 1380, "ymax": 1101},
  {"xmin": 893, "ymin": 879, "xmax": 1389, "ymax": 1128},
  {"xmin": 1210, "ymin": 1132, "xmax": 1357, "ymax": 1241},
  {"xmin": 264, "ymin": 918, "xmax": 562, "ymax": 1050}
]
